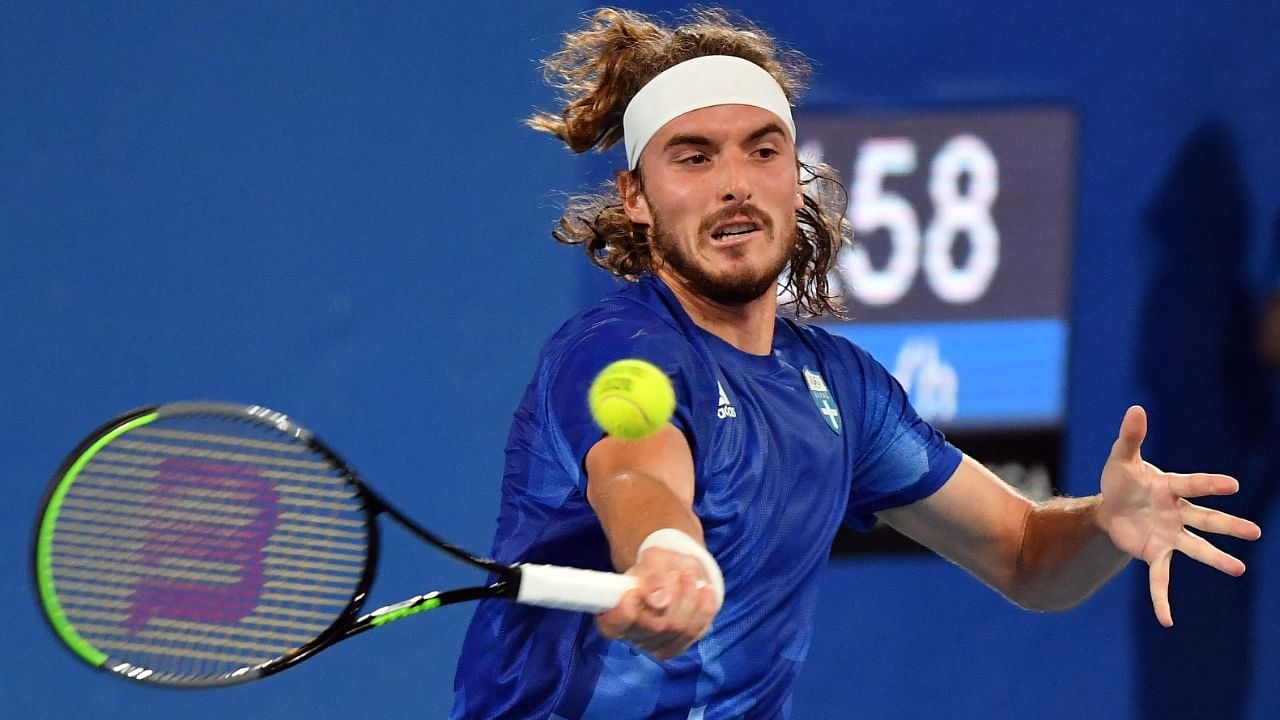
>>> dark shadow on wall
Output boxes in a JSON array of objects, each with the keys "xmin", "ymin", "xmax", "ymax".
[{"xmin": 1135, "ymin": 120, "xmax": 1277, "ymax": 720}]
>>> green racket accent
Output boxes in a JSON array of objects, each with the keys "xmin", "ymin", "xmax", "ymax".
[
  {"xmin": 369, "ymin": 597, "xmax": 442, "ymax": 628},
  {"xmin": 35, "ymin": 412, "xmax": 161, "ymax": 667}
]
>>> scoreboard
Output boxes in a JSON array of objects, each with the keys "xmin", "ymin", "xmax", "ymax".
[{"xmin": 797, "ymin": 108, "xmax": 1079, "ymax": 552}]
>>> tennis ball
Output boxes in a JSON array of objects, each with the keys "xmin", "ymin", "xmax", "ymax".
[{"xmin": 589, "ymin": 359, "xmax": 676, "ymax": 440}]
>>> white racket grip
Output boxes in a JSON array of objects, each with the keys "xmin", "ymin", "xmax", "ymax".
[{"xmin": 515, "ymin": 563, "xmax": 638, "ymax": 614}]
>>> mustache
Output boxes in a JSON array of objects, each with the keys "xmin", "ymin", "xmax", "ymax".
[{"xmin": 698, "ymin": 204, "xmax": 773, "ymax": 236}]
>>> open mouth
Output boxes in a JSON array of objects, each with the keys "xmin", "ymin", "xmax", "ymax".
[{"xmin": 710, "ymin": 221, "xmax": 760, "ymax": 243}]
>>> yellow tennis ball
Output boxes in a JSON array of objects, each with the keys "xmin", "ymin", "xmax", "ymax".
[{"xmin": 588, "ymin": 359, "xmax": 676, "ymax": 440}]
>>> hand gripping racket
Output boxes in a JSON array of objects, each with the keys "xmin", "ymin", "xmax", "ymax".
[{"xmin": 33, "ymin": 401, "xmax": 636, "ymax": 687}]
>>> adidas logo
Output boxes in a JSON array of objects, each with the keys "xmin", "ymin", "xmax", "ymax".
[{"xmin": 716, "ymin": 381, "xmax": 737, "ymax": 420}]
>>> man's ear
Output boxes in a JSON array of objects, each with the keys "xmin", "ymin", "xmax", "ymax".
[{"xmin": 618, "ymin": 170, "xmax": 652, "ymax": 226}]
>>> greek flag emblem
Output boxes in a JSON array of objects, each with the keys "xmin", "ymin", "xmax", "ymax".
[{"xmin": 803, "ymin": 366, "xmax": 841, "ymax": 435}]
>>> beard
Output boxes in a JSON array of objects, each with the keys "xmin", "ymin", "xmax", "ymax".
[{"xmin": 649, "ymin": 202, "xmax": 795, "ymax": 306}]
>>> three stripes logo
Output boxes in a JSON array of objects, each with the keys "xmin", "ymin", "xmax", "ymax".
[{"xmin": 716, "ymin": 381, "xmax": 737, "ymax": 420}]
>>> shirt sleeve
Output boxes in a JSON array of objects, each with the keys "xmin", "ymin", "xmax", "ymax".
[
  {"xmin": 541, "ymin": 313, "xmax": 696, "ymax": 490},
  {"xmin": 842, "ymin": 342, "xmax": 963, "ymax": 531}
]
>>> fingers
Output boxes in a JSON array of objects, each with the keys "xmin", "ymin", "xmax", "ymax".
[
  {"xmin": 597, "ymin": 577, "xmax": 716, "ymax": 659},
  {"xmin": 1110, "ymin": 405, "xmax": 1148, "ymax": 463},
  {"xmin": 596, "ymin": 550, "xmax": 719, "ymax": 660},
  {"xmin": 1148, "ymin": 551, "xmax": 1173, "ymax": 628},
  {"xmin": 1179, "ymin": 498, "xmax": 1263, "ymax": 541},
  {"xmin": 1145, "ymin": 521, "xmax": 1256, "ymax": 629},
  {"xmin": 634, "ymin": 571, "xmax": 714, "ymax": 658},
  {"xmin": 662, "ymin": 571, "xmax": 704, "ymax": 628},
  {"xmin": 1164, "ymin": 471, "xmax": 1240, "ymax": 499},
  {"xmin": 595, "ymin": 588, "xmax": 644, "ymax": 639},
  {"xmin": 1175, "ymin": 528, "xmax": 1247, "ymax": 576}
]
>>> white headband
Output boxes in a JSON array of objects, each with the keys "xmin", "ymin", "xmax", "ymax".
[{"xmin": 622, "ymin": 55, "xmax": 796, "ymax": 170}]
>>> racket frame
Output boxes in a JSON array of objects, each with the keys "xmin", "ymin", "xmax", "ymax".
[{"xmin": 33, "ymin": 402, "xmax": 520, "ymax": 687}]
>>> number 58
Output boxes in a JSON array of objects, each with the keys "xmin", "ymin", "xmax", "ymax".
[{"xmin": 834, "ymin": 135, "xmax": 1000, "ymax": 306}]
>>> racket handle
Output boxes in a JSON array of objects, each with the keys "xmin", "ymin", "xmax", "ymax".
[{"xmin": 515, "ymin": 563, "xmax": 638, "ymax": 614}]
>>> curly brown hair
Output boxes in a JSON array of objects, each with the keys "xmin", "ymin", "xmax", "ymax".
[{"xmin": 530, "ymin": 6, "xmax": 850, "ymax": 317}]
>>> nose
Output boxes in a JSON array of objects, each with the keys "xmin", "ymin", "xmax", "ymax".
[{"xmin": 718, "ymin": 155, "xmax": 751, "ymax": 204}]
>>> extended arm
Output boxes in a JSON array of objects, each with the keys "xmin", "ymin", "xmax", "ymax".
[
  {"xmin": 879, "ymin": 406, "xmax": 1260, "ymax": 625},
  {"xmin": 585, "ymin": 423, "xmax": 720, "ymax": 657},
  {"xmin": 878, "ymin": 456, "xmax": 1130, "ymax": 612}
]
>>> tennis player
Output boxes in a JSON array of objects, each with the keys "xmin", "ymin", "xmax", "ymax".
[{"xmin": 450, "ymin": 8, "xmax": 1261, "ymax": 718}]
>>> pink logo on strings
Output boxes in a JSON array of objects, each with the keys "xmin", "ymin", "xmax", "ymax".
[{"xmin": 126, "ymin": 457, "xmax": 279, "ymax": 634}]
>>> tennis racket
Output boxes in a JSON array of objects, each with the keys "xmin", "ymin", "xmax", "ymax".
[{"xmin": 33, "ymin": 401, "xmax": 636, "ymax": 687}]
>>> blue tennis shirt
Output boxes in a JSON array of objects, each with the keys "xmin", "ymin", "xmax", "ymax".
[{"xmin": 451, "ymin": 276, "xmax": 961, "ymax": 719}]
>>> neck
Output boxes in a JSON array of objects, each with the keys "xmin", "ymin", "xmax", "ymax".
[{"xmin": 656, "ymin": 269, "xmax": 777, "ymax": 356}]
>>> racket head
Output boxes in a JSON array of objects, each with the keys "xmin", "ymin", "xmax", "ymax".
[{"xmin": 33, "ymin": 402, "xmax": 379, "ymax": 687}]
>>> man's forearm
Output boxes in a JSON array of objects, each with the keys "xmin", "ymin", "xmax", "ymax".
[
  {"xmin": 583, "ymin": 424, "xmax": 702, "ymax": 571},
  {"xmin": 588, "ymin": 468, "xmax": 705, "ymax": 571},
  {"xmin": 1012, "ymin": 495, "xmax": 1131, "ymax": 611}
]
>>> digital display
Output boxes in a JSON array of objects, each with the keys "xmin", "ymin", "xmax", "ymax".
[{"xmin": 794, "ymin": 107, "xmax": 1077, "ymax": 430}]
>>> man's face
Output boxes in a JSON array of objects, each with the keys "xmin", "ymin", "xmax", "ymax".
[{"xmin": 623, "ymin": 104, "xmax": 803, "ymax": 306}]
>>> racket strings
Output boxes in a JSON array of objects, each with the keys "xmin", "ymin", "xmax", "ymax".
[{"xmin": 45, "ymin": 414, "xmax": 370, "ymax": 682}]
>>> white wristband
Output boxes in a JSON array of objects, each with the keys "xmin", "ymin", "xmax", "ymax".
[{"xmin": 636, "ymin": 528, "xmax": 725, "ymax": 609}]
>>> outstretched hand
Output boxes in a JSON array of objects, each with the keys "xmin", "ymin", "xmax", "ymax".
[{"xmin": 1096, "ymin": 405, "xmax": 1263, "ymax": 627}]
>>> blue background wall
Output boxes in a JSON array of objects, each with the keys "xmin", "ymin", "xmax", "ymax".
[{"xmin": 4, "ymin": 2, "xmax": 1278, "ymax": 718}]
